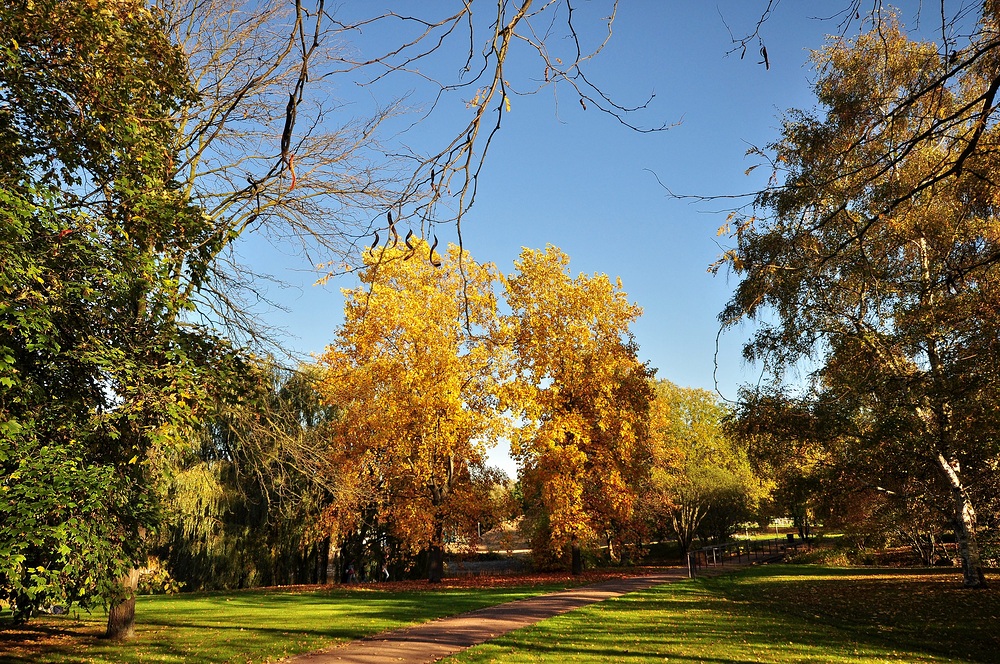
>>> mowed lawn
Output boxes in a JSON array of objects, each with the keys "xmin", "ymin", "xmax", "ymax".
[
  {"xmin": 0, "ymin": 575, "xmax": 593, "ymax": 664},
  {"xmin": 4, "ymin": 566, "xmax": 998, "ymax": 663},
  {"xmin": 447, "ymin": 565, "xmax": 1000, "ymax": 663}
]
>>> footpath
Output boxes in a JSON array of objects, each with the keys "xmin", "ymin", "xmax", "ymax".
[{"xmin": 285, "ymin": 562, "xmax": 751, "ymax": 664}]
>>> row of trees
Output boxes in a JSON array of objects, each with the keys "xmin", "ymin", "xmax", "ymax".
[
  {"xmin": 321, "ymin": 242, "xmax": 642, "ymax": 580},
  {"xmin": 313, "ymin": 241, "xmax": 766, "ymax": 579},
  {"xmin": 132, "ymin": 240, "xmax": 765, "ymax": 591},
  {"xmin": 1, "ymin": 0, "xmax": 662, "ymax": 636},
  {"xmin": 10, "ymin": 0, "xmax": 1000, "ymax": 646}
]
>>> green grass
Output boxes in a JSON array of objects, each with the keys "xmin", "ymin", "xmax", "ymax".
[
  {"xmin": 0, "ymin": 582, "xmax": 573, "ymax": 663},
  {"xmin": 446, "ymin": 565, "xmax": 1000, "ymax": 663}
]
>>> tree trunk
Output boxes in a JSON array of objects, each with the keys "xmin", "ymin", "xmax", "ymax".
[
  {"xmin": 671, "ymin": 502, "xmax": 705, "ymax": 556},
  {"xmin": 428, "ymin": 517, "xmax": 444, "ymax": 583},
  {"xmin": 936, "ymin": 452, "xmax": 987, "ymax": 588},
  {"xmin": 104, "ymin": 568, "xmax": 140, "ymax": 640},
  {"xmin": 571, "ymin": 535, "xmax": 582, "ymax": 575},
  {"xmin": 318, "ymin": 536, "xmax": 330, "ymax": 584}
]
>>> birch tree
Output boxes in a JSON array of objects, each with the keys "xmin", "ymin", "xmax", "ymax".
[{"xmin": 721, "ymin": 18, "xmax": 1000, "ymax": 587}]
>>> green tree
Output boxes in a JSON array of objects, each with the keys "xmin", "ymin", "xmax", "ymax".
[
  {"xmin": 721, "ymin": 18, "xmax": 1000, "ymax": 586},
  {"xmin": 157, "ymin": 363, "xmax": 338, "ymax": 590},
  {"xmin": 646, "ymin": 381, "xmax": 765, "ymax": 554},
  {"xmin": 0, "ymin": 0, "xmax": 249, "ymax": 635}
]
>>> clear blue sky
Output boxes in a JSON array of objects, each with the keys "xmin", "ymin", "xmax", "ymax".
[
  {"xmin": 241, "ymin": 2, "xmax": 837, "ymax": 387},
  {"xmin": 235, "ymin": 2, "xmax": 941, "ymax": 463}
]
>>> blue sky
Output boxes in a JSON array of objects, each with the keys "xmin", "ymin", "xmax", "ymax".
[
  {"xmin": 239, "ymin": 2, "xmax": 844, "ymax": 398},
  {"xmin": 231, "ymin": 2, "xmax": 956, "ymax": 475}
]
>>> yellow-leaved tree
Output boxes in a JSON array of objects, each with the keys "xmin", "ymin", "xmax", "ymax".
[
  {"xmin": 503, "ymin": 246, "xmax": 654, "ymax": 572},
  {"xmin": 317, "ymin": 240, "xmax": 507, "ymax": 582}
]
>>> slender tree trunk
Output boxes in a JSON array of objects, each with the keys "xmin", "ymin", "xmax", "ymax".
[
  {"xmin": 919, "ymin": 286, "xmax": 986, "ymax": 587},
  {"xmin": 571, "ymin": 534, "xmax": 582, "ymax": 575},
  {"xmin": 671, "ymin": 502, "xmax": 705, "ymax": 555},
  {"xmin": 104, "ymin": 568, "xmax": 140, "ymax": 640},
  {"xmin": 428, "ymin": 515, "xmax": 444, "ymax": 583},
  {"xmin": 318, "ymin": 536, "xmax": 330, "ymax": 584},
  {"xmin": 936, "ymin": 452, "xmax": 987, "ymax": 588}
]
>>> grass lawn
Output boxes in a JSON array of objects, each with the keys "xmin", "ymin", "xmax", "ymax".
[
  {"xmin": 447, "ymin": 565, "xmax": 1000, "ymax": 663},
  {"xmin": 0, "ymin": 573, "xmax": 605, "ymax": 664}
]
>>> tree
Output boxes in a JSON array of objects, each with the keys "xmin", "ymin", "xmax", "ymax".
[
  {"xmin": 157, "ymin": 363, "xmax": 338, "ymax": 590},
  {"xmin": 720, "ymin": 17, "xmax": 1000, "ymax": 587},
  {"xmin": 0, "ymin": 0, "xmax": 257, "ymax": 633},
  {"xmin": 646, "ymin": 381, "xmax": 765, "ymax": 554},
  {"xmin": 502, "ymin": 246, "xmax": 654, "ymax": 572},
  {"xmin": 317, "ymin": 241, "xmax": 507, "ymax": 582}
]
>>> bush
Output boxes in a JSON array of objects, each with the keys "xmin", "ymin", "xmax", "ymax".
[
  {"xmin": 137, "ymin": 558, "xmax": 185, "ymax": 595},
  {"xmin": 786, "ymin": 548, "xmax": 853, "ymax": 566}
]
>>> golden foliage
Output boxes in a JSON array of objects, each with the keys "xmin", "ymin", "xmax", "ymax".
[
  {"xmin": 317, "ymin": 240, "xmax": 507, "ymax": 556},
  {"xmin": 502, "ymin": 245, "xmax": 654, "ymax": 554}
]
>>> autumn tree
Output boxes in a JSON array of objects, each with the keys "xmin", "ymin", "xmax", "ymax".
[
  {"xmin": 503, "ymin": 246, "xmax": 654, "ymax": 572},
  {"xmin": 721, "ymin": 18, "xmax": 1000, "ymax": 587},
  {"xmin": 318, "ymin": 241, "xmax": 507, "ymax": 582},
  {"xmin": 732, "ymin": 383, "xmax": 986, "ymax": 564},
  {"xmin": 736, "ymin": 1, "xmax": 1000, "ymax": 197}
]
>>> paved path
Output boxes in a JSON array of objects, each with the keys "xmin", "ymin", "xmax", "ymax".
[{"xmin": 286, "ymin": 566, "xmax": 722, "ymax": 664}]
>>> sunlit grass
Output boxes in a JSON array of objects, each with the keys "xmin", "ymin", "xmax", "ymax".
[
  {"xmin": 0, "ymin": 582, "xmax": 573, "ymax": 664},
  {"xmin": 7, "ymin": 565, "xmax": 997, "ymax": 663},
  {"xmin": 447, "ymin": 565, "xmax": 999, "ymax": 663}
]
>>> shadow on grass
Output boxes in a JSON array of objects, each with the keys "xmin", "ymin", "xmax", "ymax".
[
  {"xmin": 699, "ymin": 565, "xmax": 1000, "ymax": 662},
  {"xmin": 449, "ymin": 566, "xmax": 999, "ymax": 664}
]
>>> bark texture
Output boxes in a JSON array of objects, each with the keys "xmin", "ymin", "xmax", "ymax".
[
  {"xmin": 937, "ymin": 452, "xmax": 988, "ymax": 588},
  {"xmin": 104, "ymin": 568, "xmax": 140, "ymax": 640}
]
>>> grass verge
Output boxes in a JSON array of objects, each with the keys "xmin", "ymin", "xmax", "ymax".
[
  {"xmin": 0, "ymin": 574, "xmax": 605, "ymax": 664},
  {"xmin": 446, "ymin": 565, "xmax": 1000, "ymax": 663}
]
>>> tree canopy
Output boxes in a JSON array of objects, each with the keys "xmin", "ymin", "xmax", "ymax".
[
  {"xmin": 646, "ymin": 381, "xmax": 765, "ymax": 554},
  {"xmin": 0, "ymin": 0, "xmax": 252, "ymax": 631},
  {"xmin": 317, "ymin": 240, "xmax": 507, "ymax": 582},
  {"xmin": 502, "ymin": 246, "xmax": 654, "ymax": 569},
  {"xmin": 721, "ymin": 15, "xmax": 1000, "ymax": 587}
]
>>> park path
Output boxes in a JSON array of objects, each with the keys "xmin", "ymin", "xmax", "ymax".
[{"xmin": 285, "ymin": 564, "xmax": 744, "ymax": 664}]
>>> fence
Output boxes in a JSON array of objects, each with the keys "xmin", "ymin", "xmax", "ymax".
[{"xmin": 685, "ymin": 535, "xmax": 807, "ymax": 578}]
